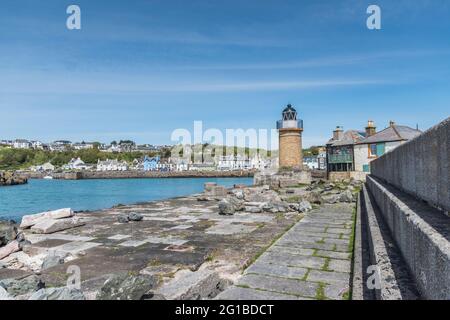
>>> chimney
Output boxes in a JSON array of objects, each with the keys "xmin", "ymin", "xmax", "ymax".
[
  {"xmin": 333, "ymin": 126, "xmax": 344, "ymax": 141},
  {"xmin": 365, "ymin": 120, "xmax": 376, "ymax": 137},
  {"xmin": 389, "ymin": 120, "xmax": 396, "ymax": 127}
]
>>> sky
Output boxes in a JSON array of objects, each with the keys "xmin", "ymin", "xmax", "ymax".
[{"xmin": 0, "ymin": 0, "xmax": 449, "ymax": 148}]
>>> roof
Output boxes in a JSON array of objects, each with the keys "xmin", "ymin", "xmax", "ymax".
[
  {"xmin": 327, "ymin": 130, "xmax": 366, "ymax": 147},
  {"xmin": 357, "ymin": 125, "xmax": 421, "ymax": 144}
]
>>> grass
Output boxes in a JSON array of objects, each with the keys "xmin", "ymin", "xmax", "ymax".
[
  {"xmin": 285, "ymin": 195, "xmax": 302, "ymax": 203},
  {"xmin": 321, "ymin": 257, "xmax": 331, "ymax": 271},
  {"xmin": 315, "ymin": 282, "xmax": 327, "ymax": 300}
]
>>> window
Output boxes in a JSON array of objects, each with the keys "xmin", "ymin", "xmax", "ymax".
[{"xmin": 369, "ymin": 144, "xmax": 377, "ymax": 157}]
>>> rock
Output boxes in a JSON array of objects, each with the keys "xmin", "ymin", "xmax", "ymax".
[
  {"xmin": 305, "ymin": 191, "xmax": 323, "ymax": 205},
  {"xmin": 322, "ymin": 194, "xmax": 339, "ymax": 204},
  {"xmin": 0, "ymin": 286, "xmax": 13, "ymax": 300},
  {"xmin": 298, "ymin": 201, "xmax": 312, "ymax": 213},
  {"xmin": 0, "ymin": 221, "xmax": 18, "ymax": 246},
  {"xmin": 246, "ymin": 206, "xmax": 262, "ymax": 213},
  {"xmin": 338, "ymin": 190, "xmax": 355, "ymax": 203},
  {"xmin": 0, "ymin": 275, "xmax": 45, "ymax": 297},
  {"xmin": 128, "ymin": 213, "xmax": 143, "ymax": 222},
  {"xmin": 211, "ymin": 186, "xmax": 227, "ymax": 197},
  {"xmin": 20, "ymin": 208, "xmax": 74, "ymax": 229},
  {"xmin": 0, "ymin": 171, "xmax": 27, "ymax": 186},
  {"xmin": 29, "ymin": 287, "xmax": 85, "ymax": 300},
  {"xmin": 218, "ymin": 199, "xmax": 235, "ymax": 215},
  {"xmin": 97, "ymin": 273, "xmax": 158, "ymax": 300},
  {"xmin": 30, "ymin": 217, "xmax": 84, "ymax": 234},
  {"xmin": 41, "ymin": 254, "xmax": 65, "ymax": 270},
  {"xmin": 0, "ymin": 261, "xmax": 6, "ymax": 269},
  {"xmin": 0, "ymin": 240, "xmax": 20, "ymax": 260},
  {"xmin": 197, "ymin": 196, "xmax": 210, "ymax": 202},
  {"xmin": 232, "ymin": 190, "xmax": 244, "ymax": 200},
  {"xmin": 218, "ymin": 196, "xmax": 245, "ymax": 215},
  {"xmin": 118, "ymin": 214, "xmax": 129, "ymax": 223}
]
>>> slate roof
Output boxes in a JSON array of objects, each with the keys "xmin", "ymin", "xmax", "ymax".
[
  {"xmin": 357, "ymin": 125, "xmax": 421, "ymax": 144},
  {"xmin": 327, "ymin": 130, "xmax": 366, "ymax": 147}
]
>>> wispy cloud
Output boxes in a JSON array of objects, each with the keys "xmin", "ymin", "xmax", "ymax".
[{"xmin": 173, "ymin": 49, "xmax": 450, "ymax": 71}]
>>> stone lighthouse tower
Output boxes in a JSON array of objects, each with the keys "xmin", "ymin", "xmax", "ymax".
[{"xmin": 277, "ymin": 104, "xmax": 304, "ymax": 168}]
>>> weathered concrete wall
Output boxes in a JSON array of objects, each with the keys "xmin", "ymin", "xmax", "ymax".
[
  {"xmin": 371, "ymin": 117, "xmax": 450, "ymax": 213},
  {"xmin": 366, "ymin": 175, "xmax": 450, "ymax": 300}
]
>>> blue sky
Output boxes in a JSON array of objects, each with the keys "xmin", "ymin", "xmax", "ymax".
[{"xmin": 0, "ymin": 0, "xmax": 449, "ymax": 148}]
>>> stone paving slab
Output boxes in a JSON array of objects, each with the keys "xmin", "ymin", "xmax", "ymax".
[
  {"xmin": 245, "ymin": 263, "xmax": 308, "ymax": 280},
  {"xmin": 219, "ymin": 203, "xmax": 355, "ymax": 300},
  {"xmin": 216, "ymin": 286, "xmax": 302, "ymax": 300},
  {"xmin": 307, "ymin": 270, "xmax": 350, "ymax": 285},
  {"xmin": 237, "ymin": 274, "xmax": 318, "ymax": 298}
]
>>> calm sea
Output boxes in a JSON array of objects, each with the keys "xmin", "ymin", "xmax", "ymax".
[{"xmin": 0, "ymin": 177, "xmax": 253, "ymax": 222}]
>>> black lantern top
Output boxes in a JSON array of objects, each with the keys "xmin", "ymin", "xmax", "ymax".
[{"xmin": 282, "ymin": 104, "xmax": 297, "ymax": 121}]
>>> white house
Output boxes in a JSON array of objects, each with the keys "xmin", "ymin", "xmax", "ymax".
[
  {"xmin": 97, "ymin": 159, "xmax": 128, "ymax": 171},
  {"xmin": 353, "ymin": 121, "xmax": 421, "ymax": 173},
  {"xmin": 217, "ymin": 155, "xmax": 251, "ymax": 171},
  {"xmin": 13, "ymin": 139, "xmax": 31, "ymax": 149},
  {"xmin": 63, "ymin": 157, "xmax": 89, "ymax": 170},
  {"xmin": 31, "ymin": 162, "xmax": 55, "ymax": 172},
  {"xmin": 72, "ymin": 142, "xmax": 94, "ymax": 150}
]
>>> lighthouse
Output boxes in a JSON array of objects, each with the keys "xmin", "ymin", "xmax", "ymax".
[{"xmin": 277, "ymin": 104, "xmax": 304, "ymax": 168}]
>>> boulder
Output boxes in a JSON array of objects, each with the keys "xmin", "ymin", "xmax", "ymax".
[
  {"xmin": 41, "ymin": 254, "xmax": 65, "ymax": 270},
  {"xmin": 30, "ymin": 217, "xmax": 84, "ymax": 234},
  {"xmin": 322, "ymin": 194, "xmax": 339, "ymax": 204},
  {"xmin": 338, "ymin": 190, "xmax": 355, "ymax": 203},
  {"xmin": 117, "ymin": 214, "xmax": 129, "ymax": 223},
  {"xmin": 128, "ymin": 213, "xmax": 143, "ymax": 222},
  {"xmin": 0, "ymin": 286, "xmax": 13, "ymax": 300},
  {"xmin": 305, "ymin": 191, "xmax": 323, "ymax": 205},
  {"xmin": 0, "ymin": 275, "xmax": 45, "ymax": 297},
  {"xmin": 211, "ymin": 186, "xmax": 227, "ymax": 197},
  {"xmin": 29, "ymin": 287, "xmax": 85, "ymax": 300},
  {"xmin": 246, "ymin": 206, "xmax": 262, "ymax": 213},
  {"xmin": 20, "ymin": 208, "xmax": 74, "ymax": 229},
  {"xmin": 0, "ymin": 221, "xmax": 18, "ymax": 246},
  {"xmin": 0, "ymin": 240, "xmax": 20, "ymax": 260},
  {"xmin": 218, "ymin": 199, "xmax": 235, "ymax": 215},
  {"xmin": 298, "ymin": 201, "xmax": 312, "ymax": 213},
  {"xmin": 231, "ymin": 190, "xmax": 244, "ymax": 200},
  {"xmin": 97, "ymin": 273, "xmax": 158, "ymax": 300}
]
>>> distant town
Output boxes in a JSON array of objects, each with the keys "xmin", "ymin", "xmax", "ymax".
[{"xmin": 0, "ymin": 119, "xmax": 421, "ymax": 176}]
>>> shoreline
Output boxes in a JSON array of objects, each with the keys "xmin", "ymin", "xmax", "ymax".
[
  {"xmin": 0, "ymin": 176, "xmax": 253, "ymax": 223},
  {"xmin": 20, "ymin": 170, "xmax": 255, "ymax": 180}
]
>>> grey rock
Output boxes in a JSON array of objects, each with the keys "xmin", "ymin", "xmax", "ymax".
[
  {"xmin": 97, "ymin": 273, "xmax": 158, "ymax": 300},
  {"xmin": 246, "ymin": 206, "xmax": 262, "ymax": 213},
  {"xmin": 128, "ymin": 213, "xmax": 143, "ymax": 222},
  {"xmin": 0, "ymin": 221, "xmax": 17, "ymax": 246},
  {"xmin": 29, "ymin": 287, "xmax": 85, "ymax": 300},
  {"xmin": 338, "ymin": 190, "xmax": 355, "ymax": 203},
  {"xmin": 0, "ymin": 286, "xmax": 13, "ymax": 300},
  {"xmin": 298, "ymin": 200, "xmax": 312, "ymax": 213},
  {"xmin": 218, "ymin": 199, "xmax": 235, "ymax": 215},
  {"xmin": 41, "ymin": 254, "xmax": 65, "ymax": 270},
  {"xmin": 0, "ymin": 275, "xmax": 45, "ymax": 297},
  {"xmin": 305, "ymin": 191, "xmax": 323, "ymax": 205},
  {"xmin": 323, "ymin": 194, "xmax": 339, "ymax": 204},
  {"xmin": 117, "ymin": 214, "xmax": 129, "ymax": 223}
]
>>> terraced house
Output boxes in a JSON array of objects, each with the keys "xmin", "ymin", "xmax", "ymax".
[{"xmin": 326, "ymin": 120, "xmax": 421, "ymax": 179}]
